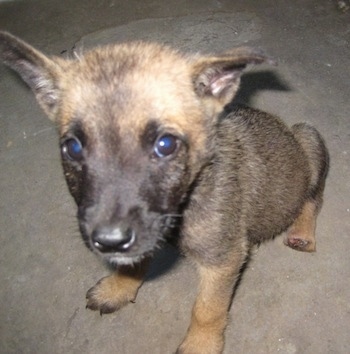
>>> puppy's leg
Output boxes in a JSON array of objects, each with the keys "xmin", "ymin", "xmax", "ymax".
[
  {"xmin": 285, "ymin": 200, "xmax": 318, "ymax": 252},
  {"xmin": 86, "ymin": 258, "xmax": 150, "ymax": 314},
  {"xmin": 285, "ymin": 123, "xmax": 329, "ymax": 252},
  {"xmin": 177, "ymin": 252, "xmax": 247, "ymax": 354},
  {"xmin": 285, "ymin": 181, "xmax": 326, "ymax": 252}
]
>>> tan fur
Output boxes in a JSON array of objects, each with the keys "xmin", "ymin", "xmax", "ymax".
[
  {"xmin": 285, "ymin": 201, "xmax": 318, "ymax": 252},
  {"xmin": 86, "ymin": 259, "xmax": 150, "ymax": 314},
  {"xmin": 178, "ymin": 257, "xmax": 248, "ymax": 354}
]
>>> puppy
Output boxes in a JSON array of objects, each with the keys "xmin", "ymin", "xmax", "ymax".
[{"xmin": 0, "ymin": 32, "xmax": 329, "ymax": 354}]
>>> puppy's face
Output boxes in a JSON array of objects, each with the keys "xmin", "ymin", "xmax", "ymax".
[
  {"xmin": 0, "ymin": 32, "xmax": 272, "ymax": 264},
  {"xmin": 59, "ymin": 45, "xmax": 208, "ymax": 264}
]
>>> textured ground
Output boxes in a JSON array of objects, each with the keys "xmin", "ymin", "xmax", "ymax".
[{"xmin": 0, "ymin": 0, "xmax": 349, "ymax": 353}]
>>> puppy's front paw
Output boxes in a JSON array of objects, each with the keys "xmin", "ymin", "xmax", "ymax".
[
  {"xmin": 177, "ymin": 331, "xmax": 224, "ymax": 354},
  {"xmin": 86, "ymin": 274, "xmax": 140, "ymax": 315}
]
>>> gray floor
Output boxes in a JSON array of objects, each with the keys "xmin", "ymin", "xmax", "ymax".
[{"xmin": 0, "ymin": 0, "xmax": 349, "ymax": 353}]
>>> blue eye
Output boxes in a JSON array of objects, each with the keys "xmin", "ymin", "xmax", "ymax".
[
  {"xmin": 62, "ymin": 137, "xmax": 83, "ymax": 161},
  {"xmin": 154, "ymin": 134, "xmax": 178, "ymax": 158}
]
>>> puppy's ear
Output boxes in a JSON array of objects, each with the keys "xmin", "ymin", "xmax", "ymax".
[
  {"xmin": 0, "ymin": 31, "xmax": 63, "ymax": 120},
  {"xmin": 191, "ymin": 47, "xmax": 275, "ymax": 109}
]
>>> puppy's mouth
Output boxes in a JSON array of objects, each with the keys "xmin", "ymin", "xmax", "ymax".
[{"xmin": 79, "ymin": 214, "xmax": 181, "ymax": 265}]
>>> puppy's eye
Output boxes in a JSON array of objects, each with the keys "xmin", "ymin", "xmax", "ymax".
[
  {"xmin": 154, "ymin": 134, "xmax": 178, "ymax": 158},
  {"xmin": 61, "ymin": 137, "xmax": 83, "ymax": 161}
]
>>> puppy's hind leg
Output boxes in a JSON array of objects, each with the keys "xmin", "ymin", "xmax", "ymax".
[
  {"xmin": 285, "ymin": 123, "xmax": 329, "ymax": 252},
  {"xmin": 86, "ymin": 258, "xmax": 150, "ymax": 314},
  {"xmin": 285, "ymin": 200, "xmax": 318, "ymax": 252}
]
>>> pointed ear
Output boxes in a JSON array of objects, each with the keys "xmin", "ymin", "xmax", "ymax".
[
  {"xmin": 191, "ymin": 47, "xmax": 276, "ymax": 109},
  {"xmin": 0, "ymin": 31, "xmax": 63, "ymax": 120}
]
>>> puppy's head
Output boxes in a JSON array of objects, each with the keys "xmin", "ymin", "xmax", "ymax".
[{"xmin": 0, "ymin": 32, "xmax": 273, "ymax": 264}]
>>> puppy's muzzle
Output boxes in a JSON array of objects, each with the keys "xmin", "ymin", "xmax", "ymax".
[{"xmin": 92, "ymin": 225, "xmax": 136, "ymax": 253}]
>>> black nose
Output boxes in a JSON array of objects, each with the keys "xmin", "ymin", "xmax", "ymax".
[{"xmin": 92, "ymin": 225, "xmax": 136, "ymax": 253}]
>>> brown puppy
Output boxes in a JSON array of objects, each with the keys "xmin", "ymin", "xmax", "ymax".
[{"xmin": 0, "ymin": 32, "xmax": 329, "ymax": 354}]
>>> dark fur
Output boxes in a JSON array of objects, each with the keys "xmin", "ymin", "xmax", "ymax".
[
  {"xmin": 182, "ymin": 106, "xmax": 328, "ymax": 263},
  {"xmin": 0, "ymin": 31, "xmax": 329, "ymax": 354}
]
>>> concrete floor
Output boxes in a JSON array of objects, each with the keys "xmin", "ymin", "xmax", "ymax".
[{"xmin": 0, "ymin": 0, "xmax": 349, "ymax": 353}]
